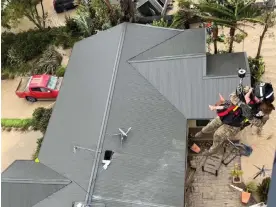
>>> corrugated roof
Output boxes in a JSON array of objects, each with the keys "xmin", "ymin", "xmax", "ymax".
[
  {"xmin": 206, "ymin": 52, "xmax": 249, "ymax": 77},
  {"xmin": 129, "ymin": 28, "xmax": 206, "ymax": 61},
  {"xmin": 2, "ymin": 23, "xmax": 251, "ymax": 207}
]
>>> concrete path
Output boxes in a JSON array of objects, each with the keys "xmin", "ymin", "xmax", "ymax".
[{"xmin": 1, "ymin": 131, "xmax": 42, "ymax": 172}]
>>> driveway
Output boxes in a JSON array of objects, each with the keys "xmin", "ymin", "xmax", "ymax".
[
  {"xmin": 1, "ymin": 131, "xmax": 42, "ymax": 172},
  {"xmin": 1, "ymin": 78, "xmax": 54, "ymax": 118}
]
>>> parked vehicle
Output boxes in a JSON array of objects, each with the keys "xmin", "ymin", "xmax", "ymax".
[
  {"xmin": 15, "ymin": 75, "xmax": 63, "ymax": 102},
  {"xmin": 53, "ymin": 0, "xmax": 77, "ymax": 13}
]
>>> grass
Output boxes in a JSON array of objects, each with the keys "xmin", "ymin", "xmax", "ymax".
[{"xmin": 1, "ymin": 118, "xmax": 33, "ymax": 130}]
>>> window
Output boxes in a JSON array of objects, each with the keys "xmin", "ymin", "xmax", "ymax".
[
  {"xmin": 31, "ymin": 87, "xmax": 42, "ymax": 92},
  {"xmin": 47, "ymin": 76, "xmax": 58, "ymax": 90},
  {"xmin": 104, "ymin": 150, "xmax": 113, "ymax": 161},
  {"xmin": 40, "ymin": 88, "xmax": 49, "ymax": 92},
  {"xmin": 196, "ymin": 120, "xmax": 210, "ymax": 127}
]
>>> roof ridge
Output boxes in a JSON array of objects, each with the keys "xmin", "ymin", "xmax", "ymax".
[
  {"xmin": 128, "ymin": 30, "xmax": 183, "ymax": 62},
  {"xmin": 84, "ymin": 22, "xmax": 127, "ymax": 204},
  {"xmin": 2, "ymin": 178, "xmax": 71, "ymax": 185},
  {"xmin": 128, "ymin": 53, "xmax": 206, "ymax": 64}
]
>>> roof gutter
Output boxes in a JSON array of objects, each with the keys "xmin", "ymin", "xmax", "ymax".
[{"xmin": 84, "ymin": 23, "xmax": 127, "ymax": 204}]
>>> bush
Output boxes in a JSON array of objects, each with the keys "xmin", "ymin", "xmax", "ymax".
[
  {"xmin": 1, "ymin": 71, "xmax": 10, "ymax": 80},
  {"xmin": 32, "ymin": 137, "xmax": 43, "ymax": 160},
  {"xmin": 56, "ymin": 66, "xmax": 66, "ymax": 77},
  {"xmin": 34, "ymin": 46, "xmax": 62, "ymax": 75},
  {"xmin": 2, "ymin": 27, "xmax": 83, "ymax": 74},
  {"xmin": 32, "ymin": 107, "xmax": 52, "ymax": 134},
  {"xmin": 257, "ymin": 177, "xmax": 271, "ymax": 203},
  {"xmin": 1, "ymin": 118, "xmax": 33, "ymax": 130},
  {"xmin": 152, "ymin": 18, "xmax": 169, "ymax": 28},
  {"xmin": 248, "ymin": 56, "xmax": 265, "ymax": 85},
  {"xmin": 246, "ymin": 181, "xmax": 257, "ymax": 193}
]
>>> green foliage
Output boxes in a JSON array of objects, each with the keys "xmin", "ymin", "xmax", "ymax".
[
  {"xmin": 152, "ymin": 18, "xmax": 169, "ymax": 28},
  {"xmin": 171, "ymin": 0, "xmax": 197, "ymax": 29},
  {"xmin": 1, "ymin": 71, "xmax": 10, "ymax": 80},
  {"xmin": 32, "ymin": 107, "xmax": 52, "ymax": 134},
  {"xmin": 1, "ymin": 0, "xmax": 47, "ymax": 30},
  {"xmin": 56, "ymin": 66, "xmax": 66, "ymax": 77},
  {"xmin": 197, "ymin": 0, "xmax": 263, "ymax": 52},
  {"xmin": 1, "ymin": 27, "xmax": 81, "ymax": 75},
  {"xmin": 34, "ymin": 46, "xmax": 62, "ymax": 75},
  {"xmin": 234, "ymin": 33, "xmax": 247, "ymax": 43},
  {"xmin": 32, "ymin": 137, "xmax": 43, "ymax": 160},
  {"xmin": 248, "ymin": 56, "xmax": 265, "ymax": 85},
  {"xmin": 231, "ymin": 164, "xmax": 243, "ymax": 177},
  {"xmin": 2, "ymin": 29, "xmax": 53, "ymax": 66},
  {"xmin": 257, "ymin": 177, "xmax": 271, "ymax": 203},
  {"xmin": 246, "ymin": 181, "xmax": 257, "ymax": 193},
  {"xmin": 1, "ymin": 118, "xmax": 33, "ymax": 130},
  {"xmin": 72, "ymin": 0, "xmax": 122, "ymax": 37}
]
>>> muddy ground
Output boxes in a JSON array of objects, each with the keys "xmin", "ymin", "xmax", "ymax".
[
  {"xmin": 1, "ymin": 78, "xmax": 54, "ymax": 118},
  {"xmin": 1, "ymin": 131, "xmax": 42, "ymax": 172}
]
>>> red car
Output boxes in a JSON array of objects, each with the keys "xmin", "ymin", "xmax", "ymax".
[{"xmin": 15, "ymin": 74, "xmax": 63, "ymax": 102}]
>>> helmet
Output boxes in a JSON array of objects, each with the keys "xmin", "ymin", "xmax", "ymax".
[{"xmin": 254, "ymin": 82, "xmax": 274, "ymax": 103}]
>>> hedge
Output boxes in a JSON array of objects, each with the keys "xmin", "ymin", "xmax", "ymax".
[{"xmin": 1, "ymin": 118, "xmax": 33, "ymax": 129}]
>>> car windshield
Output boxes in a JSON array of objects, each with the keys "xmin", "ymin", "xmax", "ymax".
[{"xmin": 47, "ymin": 76, "xmax": 58, "ymax": 90}]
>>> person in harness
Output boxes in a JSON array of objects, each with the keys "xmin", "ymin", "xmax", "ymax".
[{"xmin": 195, "ymin": 82, "xmax": 275, "ymax": 156}]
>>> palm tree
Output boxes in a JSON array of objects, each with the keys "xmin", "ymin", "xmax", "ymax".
[{"xmin": 197, "ymin": 0, "xmax": 262, "ymax": 53}]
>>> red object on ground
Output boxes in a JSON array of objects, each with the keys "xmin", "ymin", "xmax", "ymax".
[
  {"xmin": 191, "ymin": 143, "xmax": 201, "ymax": 153},
  {"xmin": 15, "ymin": 74, "xmax": 63, "ymax": 102}
]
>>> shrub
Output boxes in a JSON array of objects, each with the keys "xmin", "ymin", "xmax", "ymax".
[
  {"xmin": 257, "ymin": 177, "xmax": 271, "ymax": 203},
  {"xmin": 32, "ymin": 137, "xmax": 43, "ymax": 160},
  {"xmin": 34, "ymin": 46, "xmax": 62, "ymax": 75},
  {"xmin": 56, "ymin": 66, "xmax": 66, "ymax": 77},
  {"xmin": 2, "ymin": 27, "xmax": 82, "ymax": 73},
  {"xmin": 246, "ymin": 181, "xmax": 257, "ymax": 193},
  {"xmin": 65, "ymin": 16, "xmax": 83, "ymax": 37},
  {"xmin": 152, "ymin": 18, "xmax": 169, "ymax": 28},
  {"xmin": 1, "ymin": 118, "xmax": 33, "ymax": 130},
  {"xmin": 1, "ymin": 71, "xmax": 10, "ymax": 80},
  {"xmin": 248, "ymin": 56, "xmax": 265, "ymax": 85},
  {"xmin": 32, "ymin": 107, "xmax": 52, "ymax": 134}
]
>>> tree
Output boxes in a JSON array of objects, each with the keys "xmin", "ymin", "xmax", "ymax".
[
  {"xmin": 120, "ymin": 0, "xmax": 136, "ymax": 22},
  {"xmin": 1, "ymin": 0, "xmax": 47, "ymax": 30},
  {"xmin": 197, "ymin": 0, "xmax": 262, "ymax": 53},
  {"xmin": 256, "ymin": 10, "xmax": 276, "ymax": 59},
  {"xmin": 171, "ymin": 0, "xmax": 198, "ymax": 29}
]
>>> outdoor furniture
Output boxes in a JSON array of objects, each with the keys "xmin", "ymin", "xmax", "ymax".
[
  {"xmin": 222, "ymin": 139, "xmax": 253, "ymax": 166},
  {"xmin": 202, "ymin": 147, "xmax": 226, "ymax": 176}
]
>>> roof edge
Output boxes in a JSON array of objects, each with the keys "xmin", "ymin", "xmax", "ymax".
[{"xmin": 2, "ymin": 178, "xmax": 72, "ymax": 185}]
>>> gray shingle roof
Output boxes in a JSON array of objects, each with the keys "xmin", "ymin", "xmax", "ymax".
[{"xmin": 2, "ymin": 23, "xmax": 251, "ymax": 207}]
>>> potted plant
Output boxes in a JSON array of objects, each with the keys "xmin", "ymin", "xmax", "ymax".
[
  {"xmin": 231, "ymin": 164, "xmax": 243, "ymax": 183},
  {"xmin": 242, "ymin": 181, "xmax": 257, "ymax": 204}
]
